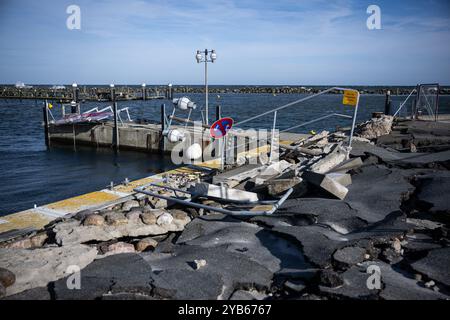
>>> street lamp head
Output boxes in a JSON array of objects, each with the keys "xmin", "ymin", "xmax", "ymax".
[
  {"xmin": 72, "ymin": 83, "xmax": 77, "ymax": 88},
  {"xmin": 142, "ymin": 83, "xmax": 146, "ymax": 87},
  {"xmin": 110, "ymin": 84, "xmax": 115, "ymax": 88},
  {"xmin": 195, "ymin": 50, "xmax": 202, "ymax": 63},
  {"xmin": 210, "ymin": 50, "xmax": 217, "ymax": 63}
]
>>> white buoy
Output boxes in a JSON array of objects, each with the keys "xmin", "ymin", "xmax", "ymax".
[
  {"xmin": 173, "ymin": 97, "xmax": 196, "ymax": 110},
  {"xmin": 167, "ymin": 129, "xmax": 185, "ymax": 143},
  {"xmin": 186, "ymin": 143, "xmax": 202, "ymax": 160}
]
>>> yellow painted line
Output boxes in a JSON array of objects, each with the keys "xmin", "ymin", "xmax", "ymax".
[
  {"xmin": 0, "ymin": 210, "xmax": 53, "ymax": 233},
  {"xmin": 45, "ymin": 191, "xmax": 122, "ymax": 213}
]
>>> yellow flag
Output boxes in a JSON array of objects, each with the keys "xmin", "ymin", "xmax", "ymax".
[
  {"xmin": 342, "ymin": 90, "xmax": 359, "ymax": 106},
  {"xmin": 48, "ymin": 102, "xmax": 53, "ymax": 109}
]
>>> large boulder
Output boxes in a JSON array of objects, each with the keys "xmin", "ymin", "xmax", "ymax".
[
  {"xmin": 357, "ymin": 115, "xmax": 394, "ymax": 140},
  {"xmin": 53, "ymin": 211, "xmax": 190, "ymax": 246},
  {"xmin": 0, "ymin": 244, "xmax": 97, "ymax": 296}
]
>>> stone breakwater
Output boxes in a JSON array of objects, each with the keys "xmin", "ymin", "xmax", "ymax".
[
  {"xmin": 0, "ymin": 116, "xmax": 450, "ymax": 300},
  {"xmin": 1, "ymin": 85, "xmax": 449, "ymax": 101}
]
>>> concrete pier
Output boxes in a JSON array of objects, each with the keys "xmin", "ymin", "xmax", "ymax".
[{"xmin": 47, "ymin": 121, "xmax": 306, "ymax": 154}]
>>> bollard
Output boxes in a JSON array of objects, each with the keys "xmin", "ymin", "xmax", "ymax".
[
  {"xmin": 111, "ymin": 85, "xmax": 119, "ymax": 152},
  {"xmin": 384, "ymin": 90, "xmax": 391, "ymax": 115},
  {"xmin": 43, "ymin": 101, "xmax": 50, "ymax": 148},
  {"xmin": 160, "ymin": 104, "xmax": 166, "ymax": 153},
  {"xmin": 215, "ymin": 105, "xmax": 221, "ymax": 121}
]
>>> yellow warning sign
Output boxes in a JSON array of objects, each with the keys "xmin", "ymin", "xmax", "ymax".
[{"xmin": 342, "ymin": 90, "xmax": 359, "ymax": 106}]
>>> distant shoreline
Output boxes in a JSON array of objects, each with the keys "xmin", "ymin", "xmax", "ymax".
[{"xmin": 1, "ymin": 84, "xmax": 449, "ymax": 101}]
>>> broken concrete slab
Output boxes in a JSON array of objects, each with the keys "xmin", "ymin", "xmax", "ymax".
[
  {"xmin": 328, "ymin": 157, "xmax": 363, "ymax": 174},
  {"xmin": 303, "ymin": 171, "xmax": 348, "ymax": 200},
  {"xmin": 414, "ymin": 173, "xmax": 450, "ymax": 213},
  {"xmin": 272, "ymin": 225, "xmax": 343, "ymax": 268},
  {"xmin": 410, "ymin": 247, "xmax": 450, "ymax": 287},
  {"xmin": 52, "ymin": 253, "xmax": 154, "ymax": 300},
  {"xmin": 141, "ymin": 245, "xmax": 274, "ymax": 299},
  {"xmin": 403, "ymin": 233, "xmax": 442, "ymax": 252},
  {"xmin": 229, "ymin": 289, "xmax": 269, "ymax": 300},
  {"xmin": 278, "ymin": 198, "xmax": 367, "ymax": 234},
  {"xmin": 0, "ymin": 244, "xmax": 97, "ymax": 296},
  {"xmin": 272, "ymin": 211, "xmax": 410, "ymax": 269},
  {"xmin": 212, "ymin": 164, "xmax": 263, "ymax": 188},
  {"xmin": 309, "ymin": 144, "xmax": 348, "ymax": 174},
  {"xmin": 345, "ymin": 165, "xmax": 414, "ymax": 223},
  {"xmin": 333, "ymin": 246, "xmax": 367, "ymax": 268},
  {"xmin": 175, "ymin": 215, "xmax": 314, "ymax": 279},
  {"xmin": 321, "ymin": 261, "xmax": 447, "ymax": 300},
  {"xmin": 326, "ymin": 172, "xmax": 352, "ymax": 187},
  {"xmin": 265, "ymin": 177, "xmax": 304, "ymax": 196},
  {"xmin": 259, "ymin": 160, "xmax": 293, "ymax": 177}
]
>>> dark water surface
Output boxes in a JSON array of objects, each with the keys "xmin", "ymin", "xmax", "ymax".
[{"xmin": 1, "ymin": 93, "xmax": 449, "ymax": 216}]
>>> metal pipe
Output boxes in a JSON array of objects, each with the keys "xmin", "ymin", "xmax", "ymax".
[
  {"xmin": 205, "ymin": 49, "xmax": 209, "ymax": 125},
  {"xmin": 348, "ymin": 94, "xmax": 360, "ymax": 148},
  {"xmin": 111, "ymin": 85, "xmax": 119, "ymax": 152},
  {"xmin": 134, "ymin": 187, "xmax": 293, "ymax": 216},
  {"xmin": 269, "ymin": 111, "xmax": 277, "ymax": 163},
  {"xmin": 281, "ymin": 113, "xmax": 352, "ymax": 133},
  {"xmin": 393, "ymin": 89, "xmax": 416, "ymax": 117},
  {"xmin": 236, "ymin": 87, "xmax": 344, "ymax": 126}
]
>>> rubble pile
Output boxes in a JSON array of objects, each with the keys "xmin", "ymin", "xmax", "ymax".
[{"xmin": 0, "ymin": 119, "xmax": 449, "ymax": 300}]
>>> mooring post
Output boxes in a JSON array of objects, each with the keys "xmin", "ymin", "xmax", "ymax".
[
  {"xmin": 216, "ymin": 105, "xmax": 221, "ymax": 121},
  {"xmin": 167, "ymin": 83, "xmax": 173, "ymax": 100},
  {"xmin": 43, "ymin": 100, "xmax": 50, "ymax": 148},
  {"xmin": 111, "ymin": 84, "xmax": 119, "ymax": 152},
  {"xmin": 160, "ymin": 103, "xmax": 166, "ymax": 153},
  {"xmin": 142, "ymin": 83, "xmax": 146, "ymax": 100},
  {"xmin": 384, "ymin": 90, "xmax": 391, "ymax": 115}
]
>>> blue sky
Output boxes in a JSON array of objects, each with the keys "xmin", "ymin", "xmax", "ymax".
[{"xmin": 0, "ymin": 0, "xmax": 449, "ymax": 85}]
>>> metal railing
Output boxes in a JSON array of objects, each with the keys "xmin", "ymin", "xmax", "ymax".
[
  {"xmin": 230, "ymin": 87, "xmax": 360, "ymax": 162},
  {"xmin": 133, "ymin": 181, "xmax": 293, "ymax": 216},
  {"xmin": 395, "ymin": 84, "xmax": 440, "ymax": 121},
  {"xmin": 393, "ymin": 88, "xmax": 416, "ymax": 117}
]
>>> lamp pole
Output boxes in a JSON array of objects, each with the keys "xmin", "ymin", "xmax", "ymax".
[
  {"xmin": 196, "ymin": 49, "xmax": 217, "ymax": 125},
  {"xmin": 110, "ymin": 83, "xmax": 119, "ymax": 152}
]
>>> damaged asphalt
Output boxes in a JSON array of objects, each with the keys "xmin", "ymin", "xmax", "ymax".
[{"xmin": 1, "ymin": 117, "xmax": 450, "ymax": 300}]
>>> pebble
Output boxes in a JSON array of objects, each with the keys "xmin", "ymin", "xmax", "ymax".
[
  {"xmin": 141, "ymin": 212, "xmax": 157, "ymax": 225},
  {"xmin": 135, "ymin": 238, "xmax": 158, "ymax": 252},
  {"xmin": 192, "ymin": 259, "xmax": 207, "ymax": 270},
  {"xmin": 414, "ymin": 274, "xmax": 422, "ymax": 281},
  {"xmin": 106, "ymin": 242, "xmax": 135, "ymax": 254},
  {"xmin": 83, "ymin": 214, "xmax": 105, "ymax": 226},
  {"xmin": 125, "ymin": 209, "xmax": 141, "ymax": 223},
  {"xmin": 157, "ymin": 213, "xmax": 173, "ymax": 226},
  {"xmin": 121, "ymin": 200, "xmax": 140, "ymax": 212},
  {"xmin": 105, "ymin": 212, "xmax": 128, "ymax": 226},
  {"xmin": 284, "ymin": 280, "xmax": 306, "ymax": 293},
  {"xmin": 3, "ymin": 232, "xmax": 48, "ymax": 249},
  {"xmin": 152, "ymin": 198, "xmax": 168, "ymax": 209},
  {"xmin": 0, "ymin": 267, "xmax": 16, "ymax": 288},
  {"xmin": 392, "ymin": 238, "xmax": 402, "ymax": 253},
  {"xmin": 170, "ymin": 209, "xmax": 188, "ymax": 220},
  {"xmin": 425, "ymin": 280, "xmax": 435, "ymax": 288}
]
